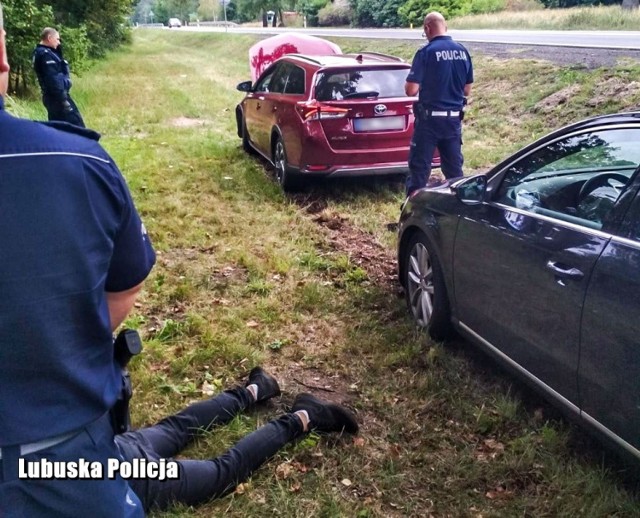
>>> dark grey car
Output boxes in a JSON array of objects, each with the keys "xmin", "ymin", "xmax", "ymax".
[{"xmin": 398, "ymin": 112, "xmax": 640, "ymax": 462}]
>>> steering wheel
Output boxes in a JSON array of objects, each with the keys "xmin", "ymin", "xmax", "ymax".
[{"xmin": 577, "ymin": 172, "xmax": 628, "ymax": 204}]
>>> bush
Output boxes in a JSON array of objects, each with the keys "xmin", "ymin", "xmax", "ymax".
[
  {"xmin": 318, "ymin": 4, "xmax": 352, "ymax": 26},
  {"xmin": 349, "ymin": 0, "xmax": 404, "ymax": 27},
  {"xmin": 58, "ymin": 26, "xmax": 90, "ymax": 74},
  {"xmin": 464, "ymin": 0, "xmax": 507, "ymax": 14},
  {"xmin": 399, "ymin": 0, "xmax": 468, "ymax": 25}
]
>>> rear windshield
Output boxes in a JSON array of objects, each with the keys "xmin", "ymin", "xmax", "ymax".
[{"xmin": 314, "ymin": 68, "xmax": 409, "ymax": 101}]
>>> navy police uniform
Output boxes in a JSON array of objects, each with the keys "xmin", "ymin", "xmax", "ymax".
[
  {"xmin": 406, "ymin": 35, "xmax": 473, "ymax": 195},
  {"xmin": 32, "ymin": 43, "xmax": 85, "ymax": 127},
  {"xmin": 0, "ymin": 96, "xmax": 155, "ymax": 516}
]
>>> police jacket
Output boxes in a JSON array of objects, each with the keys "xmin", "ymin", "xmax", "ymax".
[
  {"xmin": 0, "ymin": 96, "xmax": 156, "ymax": 447},
  {"xmin": 32, "ymin": 43, "xmax": 72, "ymax": 102}
]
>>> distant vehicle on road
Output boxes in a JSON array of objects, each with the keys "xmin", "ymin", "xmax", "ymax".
[{"xmin": 168, "ymin": 18, "xmax": 182, "ymax": 28}]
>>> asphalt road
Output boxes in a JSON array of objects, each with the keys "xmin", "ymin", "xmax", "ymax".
[{"xmin": 180, "ymin": 26, "xmax": 640, "ymax": 51}]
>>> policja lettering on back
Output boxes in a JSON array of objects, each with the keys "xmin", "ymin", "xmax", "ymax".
[{"xmin": 435, "ymin": 50, "xmax": 468, "ymax": 61}]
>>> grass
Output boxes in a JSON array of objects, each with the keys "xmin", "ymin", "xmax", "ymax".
[
  {"xmin": 450, "ymin": 5, "xmax": 640, "ymax": 31},
  {"xmin": 6, "ymin": 29, "xmax": 640, "ymax": 517}
]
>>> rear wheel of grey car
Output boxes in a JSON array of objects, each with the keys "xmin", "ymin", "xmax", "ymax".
[
  {"xmin": 273, "ymin": 137, "xmax": 299, "ymax": 192},
  {"xmin": 404, "ymin": 233, "xmax": 452, "ymax": 341}
]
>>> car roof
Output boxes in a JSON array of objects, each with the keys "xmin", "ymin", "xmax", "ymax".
[{"xmin": 283, "ymin": 52, "xmax": 408, "ymax": 69}]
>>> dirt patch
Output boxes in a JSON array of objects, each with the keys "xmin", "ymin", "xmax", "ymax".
[
  {"xmin": 292, "ymin": 194, "xmax": 398, "ymax": 290},
  {"xmin": 169, "ymin": 117, "xmax": 210, "ymax": 127},
  {"xmin": 587, "ymin": 77, "xmax": 640, "ymax": 108},
  {"xmin": 533, "ymin": 84, "xmax": 581, "ymax": 113}
]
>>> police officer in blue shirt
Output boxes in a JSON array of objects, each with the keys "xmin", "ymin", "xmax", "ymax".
[
  {"xmin": 405, "ymin": 11, "xmax": 474, "ymax": 196},
  {"xmin": 32, "ymin": 27, "xmax": 85, "ymax": 127},
  {"xmin": 0, "ymin": 4, "xmax": 154, "ymax": 515}
]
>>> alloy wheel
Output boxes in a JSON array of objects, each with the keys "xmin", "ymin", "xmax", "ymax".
[
  {"xmin": 274, "ymin": 140, "xmax": 286, "ymax": 186},
  {"xmin": 406, "ymin": 242, "xmax": 434, "ymax": 327}
]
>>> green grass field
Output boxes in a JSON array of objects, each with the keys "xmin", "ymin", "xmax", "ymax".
[
  {"xmin": 450, "ymin": 5, "xmax": 640, "ymax": 30},
  {"xmin": 7, "ymin": 29, "xmax": 640, "ymax": 517}
]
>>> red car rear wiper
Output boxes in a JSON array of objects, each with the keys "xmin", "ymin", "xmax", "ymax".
[{"xmin": 343, "ymin": 91, "xmax": 379, "ymax": 99}]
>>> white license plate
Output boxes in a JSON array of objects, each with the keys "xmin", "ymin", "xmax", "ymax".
[{"xmin": 353, "ymin": 115, "xmax": 404, "ymax": 132}]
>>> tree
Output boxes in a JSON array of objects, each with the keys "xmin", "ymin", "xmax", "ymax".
[
  {"xmin": 298, "ymin": 0, "xmax": 328, "ymax": 26},
  {"xmin": 3, "ymin": 0, "xmax": 54, "ymax": 94},
  {"xmin": 37, "ymin": 0, "xmax": 135, "ymax": 57}
]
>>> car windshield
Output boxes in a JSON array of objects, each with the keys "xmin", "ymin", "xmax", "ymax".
[{"xmin": 314, "ymin": 68, "xmax": 408, "ymax": 101}]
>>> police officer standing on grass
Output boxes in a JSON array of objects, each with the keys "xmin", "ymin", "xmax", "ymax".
[
  {"xmin": 0, "ymin": 2, "xmax": 154, "ymax": 515},
  {"xmin": 32, "ymin": 27, "xmax": 85, "ymax": 127},
  {"xmin": 405, "ymin": 11, "xmax": 474, "ymax": 196}
]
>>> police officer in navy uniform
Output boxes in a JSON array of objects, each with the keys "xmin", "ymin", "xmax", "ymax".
[
  {"xmin": 405, "ymin": 11, "xmax": 474, "ymax": 196},
  {"xmin": 0, "ymin": 4, "xmax": 154, "ymax": 515},
  {"xmin": 32, "ymin": 27, "xmax": 85, "ymax": 127}
]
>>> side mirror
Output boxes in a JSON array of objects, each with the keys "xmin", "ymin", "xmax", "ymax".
[
  {"xmin": 452, "ymin": 174, "xmax": 487, "ymax": 204},
  {"xmin": 236, "ymin": 80, "xmax": 253, "ymax": 92}
]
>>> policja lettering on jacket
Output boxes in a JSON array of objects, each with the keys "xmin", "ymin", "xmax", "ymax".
[{"xmin": 435, "ymin": 50, "xmax": 468, "ymax": 61}]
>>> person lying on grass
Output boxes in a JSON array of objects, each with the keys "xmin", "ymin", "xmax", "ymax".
[{"xmin": 115, "ymin": 367, "xmax": 359, "ymax": 511}]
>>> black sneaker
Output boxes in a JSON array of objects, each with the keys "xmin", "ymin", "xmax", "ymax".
[
  {"xmin": 246, "ymin": 367, "xmax": 281, "ymax": 403},
  {"xmin": 292, "ymin": 393, "xmax": 359, "ymax": 434}
]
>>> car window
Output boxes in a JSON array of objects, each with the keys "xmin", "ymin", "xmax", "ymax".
[
  {"xmin": 269, "ymin": 64, "xmax": 290, "ymax": 94},
  {"xmin": 255, "ymin": 66, "xmax": 279, "ymax": 93},
  {"xmin": 284, "ymin": 65, "xmax": 305, "ymax": 95},
  {"xmin": 314, "ymin": 67, "xmax": 408, "ymax": 101},
  {"xmin": 494, "ymin": 128, "xmax": 640, "ymax": 230}
]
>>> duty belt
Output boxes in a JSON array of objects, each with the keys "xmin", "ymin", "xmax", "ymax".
[
  {"xmin": 0, "ymin": 429, "xmax": 79, "ymax": 460},
  {"xmin": 427, "ymin": 110, "xmax": 460, "ymax": 117}
]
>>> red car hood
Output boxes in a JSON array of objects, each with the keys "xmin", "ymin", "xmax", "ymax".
[{"xmin": 248, "ymin": 33, "xmax": 342, "ymax": 82}]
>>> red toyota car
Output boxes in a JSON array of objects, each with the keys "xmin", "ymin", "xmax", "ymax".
[{"xmin": 235, "ymin": 51, "xmax": 440, "ymax": 191}]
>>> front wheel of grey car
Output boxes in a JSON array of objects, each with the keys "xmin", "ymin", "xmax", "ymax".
[{"xmin": 404, "ymin": 232, "xmax": 453, "ymax": 341}]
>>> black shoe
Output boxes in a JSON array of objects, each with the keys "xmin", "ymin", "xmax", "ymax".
[
  {"xmin": 292, "ymin": 393, "xmax": 359, "ymax": 434},
  {"xmin": 246, "ymin": 367, "xmax": 281, "ymax": 403}
]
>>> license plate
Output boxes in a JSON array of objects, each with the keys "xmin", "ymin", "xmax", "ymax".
[{"xmin": 353, "ymin": 115, "xmax": 404, "ymax": 132}]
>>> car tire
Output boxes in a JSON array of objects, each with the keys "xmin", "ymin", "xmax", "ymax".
[
  {"xmin": 403, "ymin": 232, "xmax": 453, "ymax": 341},
  {"xmin": 273, "ymin": 137, "xmax": 299, "ymax": 192},
  {"xmin": 239, "ymin": 115, "xmax": 256, "ymax": 155}
]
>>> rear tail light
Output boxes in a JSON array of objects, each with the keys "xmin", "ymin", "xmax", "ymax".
[{"xmin": 296, "ymin": 100, "xmax": 349, "ymax": 121}]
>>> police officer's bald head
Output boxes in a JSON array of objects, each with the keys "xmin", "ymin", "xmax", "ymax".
[
  {"xmin": 423, "ymin": 11, "xmax": 447, "ymax": 41},
  {"xmin": 0, "ymin": 2, "xmax": 10, "ymax": 98}
]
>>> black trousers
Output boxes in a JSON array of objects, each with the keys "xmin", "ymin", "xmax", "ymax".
[
  {"xmin": 115, "ymin": 387, "xmax": 304, "ymax": 511},
  {"xmin": 43, "ymin": 94, "xmax": 85, "ymax": 128}
]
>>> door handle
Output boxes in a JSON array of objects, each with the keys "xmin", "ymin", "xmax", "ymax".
[{"xmin": 546, "ymin": 260, "xmax": 584, "ymax": 280}]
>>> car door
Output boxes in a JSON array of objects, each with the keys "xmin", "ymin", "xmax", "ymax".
[
  {"xmin": 579, "ymin": 179, "xmax": 640, "ymax": 457},
  {"xmin": 452, "ymin": 127, "xmax": 640, "ymax": 407},
  {"xmin": 243, "ymin": 64, "xmax": 285, "ymax": 155},
  {"xmin": 277, "ymin": 64, "xmax": 306, "ymax": 167}
]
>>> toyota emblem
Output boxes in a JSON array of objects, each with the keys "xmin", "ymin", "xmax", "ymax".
[{"xmin": 374, "ymin": 104, "xmax": 387, "ymax": 115}]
